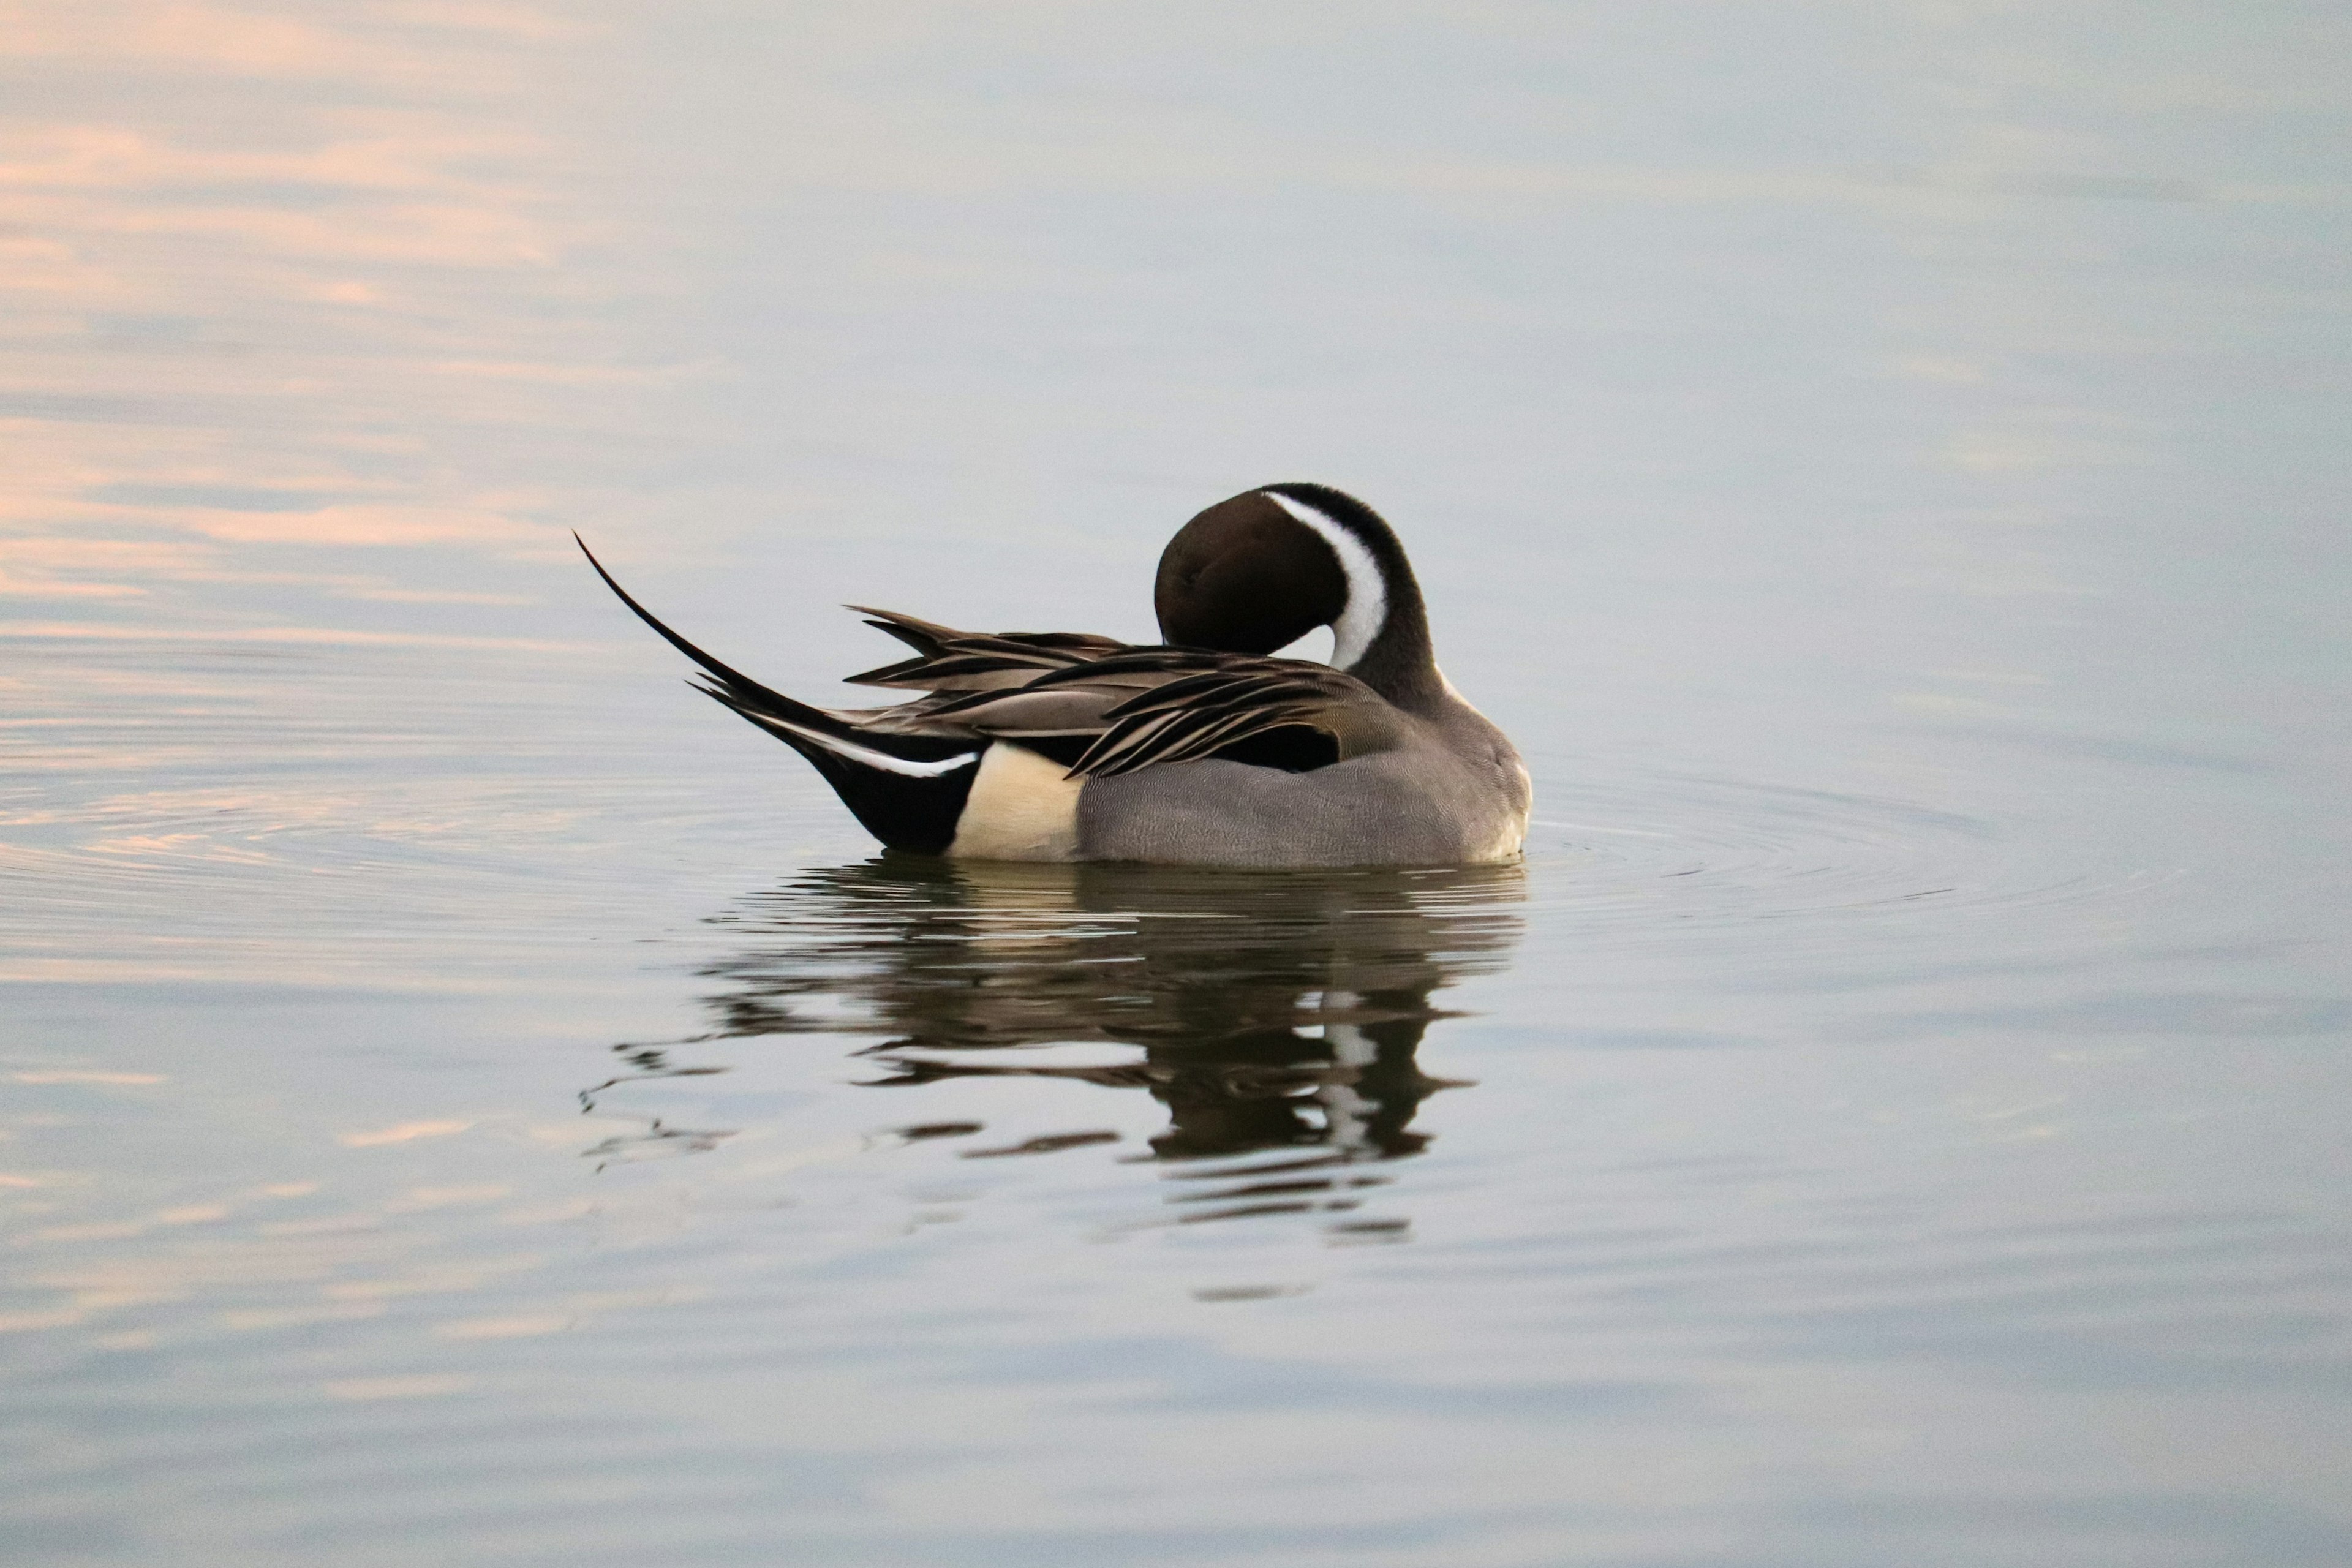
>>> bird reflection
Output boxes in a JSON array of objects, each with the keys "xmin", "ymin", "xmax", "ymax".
[{"xmin": 621, "ymin": 858, "xmax": 1524, "ymax": 1175}]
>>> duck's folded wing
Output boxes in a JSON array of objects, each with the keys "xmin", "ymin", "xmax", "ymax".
[
  {"xmin": 1075, "ymin": 663, "xmax": 1400, "ymax": 777},
  {"xmin": 930, "ymin": 649, "xmax": 1404, "ymax": 778},
  {"xmin": 844, "ymin": 607, "xmax": 1131, "ymax": 693}
]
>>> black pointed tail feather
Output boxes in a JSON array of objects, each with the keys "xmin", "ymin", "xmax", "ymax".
[
  {"xmin": 575, "ymin": 532, "xmax": 792, "ymax": 713},
  {"xmin": 577, "ymin": 534, "xmax": 983, "ymax": 853}
]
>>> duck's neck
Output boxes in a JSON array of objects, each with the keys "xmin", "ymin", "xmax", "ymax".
[
  {"xmin": 1348, "ymin": 587, "xmax": 1446, "ymax": 711},
  {"xmin": 1262, "ymin": 485, "xmax": 1447, "ymax": 712}
]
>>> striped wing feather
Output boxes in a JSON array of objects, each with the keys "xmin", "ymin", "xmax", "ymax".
[
  {"xmin": 843, "ymin": 609, "xmax": 1129, "ymax": 692},
  {"xmin": 837, "ymin": 612, "xmax": 1389, "ymax": 778},
  {"xmin": 1071, "ymin": 664, "xmax": 1371, "ymax": 777}
]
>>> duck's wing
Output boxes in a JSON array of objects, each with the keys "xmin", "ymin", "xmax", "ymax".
[
  {"xmin": 843, "ymin": 608, "xmax": 1130, "ymax": 693},
  {"xmin": 935, "ymin": 647, "xmax": 1406, "ymax": 778}
]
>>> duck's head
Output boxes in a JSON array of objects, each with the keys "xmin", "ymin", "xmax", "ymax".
[{"xmin": 1154, "ymin": 483, "xmax": 1440, "ymax": 705}]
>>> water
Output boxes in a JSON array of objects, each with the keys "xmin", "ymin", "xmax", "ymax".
[{"xmin": 4, "ymin": 4, "xmax": 2350, "ymax": 1564}]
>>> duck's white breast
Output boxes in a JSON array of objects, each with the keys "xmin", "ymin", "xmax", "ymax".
[{"xmin": 947, "ymin": 742, "xmax": 1084, "ymax": 861}]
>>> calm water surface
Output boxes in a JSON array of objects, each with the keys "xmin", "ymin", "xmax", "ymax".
[{"xmin": 4, "ymin": 5, "xmax": 2349, "ymax": 1565}]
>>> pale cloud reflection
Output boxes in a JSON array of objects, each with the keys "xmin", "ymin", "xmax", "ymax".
[
  {"xmin": 13, "ymin": 1069, "xmax": 169, "ymax": 1085},
  {"xmin": 1, "ymin": 3, "xmax": 367, "ymax": 78},
  {"xmin": 337, "ymin": 1119, "xmax": 473, "ymax": 1148},
  {"xmin": 0, "ymin": 535, "xmax": 205, "ymax": 598},
  {"xmin": 322, "ymin": 1374, "xmax": 474, "ymax": 1400},
  {"xmin": 0, "ymin": 0, "xmax": 586, "ymax": 84},
  {"xmin": 170, "ymin": 503, "xmax": 552, "ymax": 548},
  {"xmin": 0, "ymin": 622, "xmax": 589, "ymax": 648},
  {"xmin": 0, "ymin": 0, "xmax": 615, "ymax": 628},
  {"xmin": 334, "ymin": 586, "xmax": 536, "ymax": 604}
]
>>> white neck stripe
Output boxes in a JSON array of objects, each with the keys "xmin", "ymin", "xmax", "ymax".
[{"xmin": 1264, "ymin": 491, "xmax": 1386, "ymax": 671}]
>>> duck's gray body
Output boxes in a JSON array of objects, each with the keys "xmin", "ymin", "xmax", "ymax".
[
  {"xmin": 581, "ymin": 483, "xmax": 1531, "ymax": 868},
  {"xmin": 1075, "ymin": 708, "xmax": 1526, "ymax": 867}
]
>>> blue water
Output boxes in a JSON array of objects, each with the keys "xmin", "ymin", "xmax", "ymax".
[{"xmin": 3, "ymin": 5, "xmax": 2348, "ymax": 1564}]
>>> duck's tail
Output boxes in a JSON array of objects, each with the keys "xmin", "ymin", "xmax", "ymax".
[{"xmin": 576, "ymin": 534, "xmax": 982, "ymax": 853}]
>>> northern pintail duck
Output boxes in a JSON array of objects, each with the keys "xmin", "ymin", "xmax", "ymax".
[{"xmin": 580, "ymin": 483, "xmax": 1529, "ymax": 866}]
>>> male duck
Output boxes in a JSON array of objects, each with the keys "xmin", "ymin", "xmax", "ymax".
[{"xmin": 581, "ymin": 483, "xmax": 1529, "ymax": 866}]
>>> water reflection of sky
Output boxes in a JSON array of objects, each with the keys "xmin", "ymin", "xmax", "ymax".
[
  {"xmin": 10, "ymin": 2, "xmax": 2347, "ymax": 674},
  {"xmin": 4, "ymin": 6, "xmax": 2350, "ymax": 1566}
]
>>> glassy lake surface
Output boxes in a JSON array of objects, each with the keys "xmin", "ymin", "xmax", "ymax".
[{"xmin": 4, "ymin": 4, "xmax": 2348, "ymax": 1564}]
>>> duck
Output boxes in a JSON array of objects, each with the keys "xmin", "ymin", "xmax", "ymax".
[{"xmin": 578, "ymin": 482, "xmax": 1529, "ymax": 867}]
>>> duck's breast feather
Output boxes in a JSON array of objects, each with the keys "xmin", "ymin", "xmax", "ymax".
[{"xmin": 946, "ymin": 743, "xmax": 1085, "ymax": 861}]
